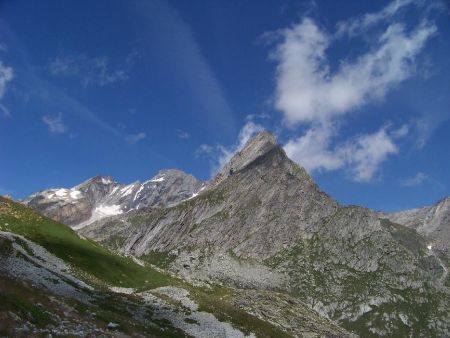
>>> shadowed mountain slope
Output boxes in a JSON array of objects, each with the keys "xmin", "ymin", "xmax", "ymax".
[{"xmin": 78, "ymin": 132, "xmax": 450, "ymax": 337}]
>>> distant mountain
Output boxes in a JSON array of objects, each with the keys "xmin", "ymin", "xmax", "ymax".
[
  {"xmin": 22, "ymin": 131, "xmax": 450, "ymax": 337},
  {"xmin": 385, "ymin": 197, "xmax": 450, "ymax": 263},
  {"xmin": 23, "ymin": 169, "xmax": 205, "ymax": 229}
]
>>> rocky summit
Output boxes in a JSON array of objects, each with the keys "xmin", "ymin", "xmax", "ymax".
[
  {"xmin": 9, "ymin": 131, "xmax": 450, "ymax": 337},
  {"xmin": 23, "ymin": 169, "xmax": 205, "ymax": 229},
  {"xmin": 385, "ymin": 197, "xmax": 450, "ymax": 257}
]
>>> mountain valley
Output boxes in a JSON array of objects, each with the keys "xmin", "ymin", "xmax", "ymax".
[{"xmin": 1, "ymin": 131, "xmax": 449, "ymax": 337}]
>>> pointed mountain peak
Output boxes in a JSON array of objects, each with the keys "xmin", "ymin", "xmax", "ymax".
[
  {"xmin": 245, "ymin": 130, "xmax": 277, "ymax": 149},
  {"xmin": 211, "ymin": 131, "xmax": 281, "ymax": 187},
  {"xmin": 235, "ymin": 130, "xmax": 278, "ymax": 163},
  {"xmin": 92, "ymin": 176, "xmax": 115, "ymax": 185},
  {"xmin": 144, "ymin": 169, "xmax": 201, "ymax": 185},
  {"xmin": 75, "ymin": 175, "xmax": 116, "ymax": 189},
  {"xmin": 156, "ymin": 169, "xmax": 191, "ymax": 178}
]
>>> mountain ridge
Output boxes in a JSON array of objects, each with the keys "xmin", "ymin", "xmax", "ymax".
[
  {"xmin": 19, "ymin": 131, "xmax": 450, "ymax": 337},
  {"xmin": 23, "ymin": 168, "xmax": 205, "ymax": 229}
]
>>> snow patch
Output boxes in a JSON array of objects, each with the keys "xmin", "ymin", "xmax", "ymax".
[
  {"xmin": 69, "ymin": 190, "xmax": 82, "ymax": 199},
  {"xmin": 133, "ymin": 185, "xmax": 144, "ymax": 201},
  {"xmin": 187, "ymin": 186, "xmax": 206, "ymax": 200},
  {"xmin": 150, "ymin": 176, "xmax": 165, "ymax": 182},
  {"xmin": 101, "ymin": 177, "xmax": 112, "ymax": 185},
  {"xmin": 73, "ymin": 204, "xmax": 122, "ymax": 230},
  {"xmin": 427, "ymin": 244, "xmax": 433, "ymax": 251},
  {"xmin": 96, "ymin": 205, "xmax": 123, "ymax": 216},
  {"xmin": 54, "ymin": 189, "xmax": 68, "ymax": 197},
  {"xmin": 120, "ymin": 184, "xmax": 135, "ymax": 197}
]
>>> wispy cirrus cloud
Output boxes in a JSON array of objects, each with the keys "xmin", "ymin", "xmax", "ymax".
[
  {"xmin": 49, "ymin": 53, "xmax": 129, "ymax": 87},
  {"xmin": 42, "ymin": 112, "xmax": 67, "ymax": 134},
  {"xmin": 268, "ymin": 0, "xmax": 438, "ymax": 182},
  {"xmin": 126, "ymin": 132, "xmax": 146, "ymax": 143},
  {"xmin": 0, "ymin": 60, "xmax": 13, "ymax": 117},
  {"xmin": 336, "ymin": 0, "xmax": 417, "ymax": 37},
  {"xmin": 16, "ymin": 52, "xmax": 146, "ymax": 143},
  {"xmin": 177, "ymin": 129, "xmax": 190, "ymax": 139},
  {"xmin": 400, "ymin": 172, "xmax": 428, "ymax": 187},
  {"xmin": 136, "ymin": 0, "xmax": 236, "ymax": 136}
]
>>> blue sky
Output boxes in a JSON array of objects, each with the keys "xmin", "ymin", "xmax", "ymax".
[{"xmin": 0, "ymin": 0, "xmax": 449, "ymax": 211}]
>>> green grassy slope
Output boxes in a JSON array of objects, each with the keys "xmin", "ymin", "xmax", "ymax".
[{"xmin": 0, "ymin": 196, "xmax": 172, "ymax": 288}]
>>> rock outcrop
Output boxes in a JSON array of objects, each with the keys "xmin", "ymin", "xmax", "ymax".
[{"xmin": 386, "ymin": 197, "xmax": 450, "ymax": 257}]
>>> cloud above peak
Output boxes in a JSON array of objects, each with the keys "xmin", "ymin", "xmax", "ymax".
[
  {"xmin": 269, "ymin": 0, "xmax": 438, "ymax": 182},
  {"xmin": 272, "ymin": 17, "xmax": 436, "ymax": 127},
  {"xmin": 285, "ymin": 124, "xmax": 406, "ymax": 182},
  {"xmin": 401, "ymin": 172, "xmax": 428, "ymax": 187},
  {"xmin": 196, "ymin": 121, "xmax": 264, "ymax": 176}
]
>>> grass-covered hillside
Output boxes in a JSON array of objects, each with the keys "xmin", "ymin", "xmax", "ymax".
[{"xmin": 0, "ymin": 196, "xmax": 171, "ymax": 288}]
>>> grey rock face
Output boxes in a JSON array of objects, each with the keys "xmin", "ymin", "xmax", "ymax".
[
  {"xmin": 133, "ymin": 169, "xmax": 205, "ymax": 209},
  {"xmin": 82, "ymin": 135, "xmax": 338, "ymax": 260},
  {"xmin": 22, "ymin": 131, "xmax": 450, "ymax": 337},
  {"xmin": 210, "ymin": 131, "xmax": 277, "ymax": 188},
  {"xmin": 79, "ymin": 131, "xmax": 450, "ymax": 337},
  {"xmin": 386, "ymin": 197, "xmax": 450, "ymax": 256},
  {"xmin": 23, "ymin": 170, "xmax": 204, "ymax": 229},
  {"xmin": 0, "ymin": 231, "xmax": 93, "ymax": 300}
]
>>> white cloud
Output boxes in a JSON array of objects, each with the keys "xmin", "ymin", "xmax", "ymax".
[
  {"xmin": 339, "ymin": 127, "xmax": 399, "ymax": 182},
  {"xmin": 196, "ymin": 121, "xmax": 264, "ymax": 176},
  {"xmin": 285, "ymin": 124, "xmax": 404, "ymax": 181},
  {"xmin": 0, "ymin": 62, "xmax": 13, "ymax": 98},
  {"xmin": 195, "ymin": 144, "xmax": 214, "ymax": 157},
  {"xmin": 391, "ymin": 124, "xmax": 409, "ymax": 138},
  {"xmin": 272, "ymin": 17, "xmax": 436, "ymax": 126},
  {"xmin": 42, "ymin": 112, "xmax": 67, "ymax": 134},
  {"xmin": 400, "ymin": 172, "xmax": 428, "ymax": 186},
  {"xmin": 126, "ymin": 132, "xmax": 146, "ymax": 143},
  {"xmin": 245, "ymin": 112, "xmax": 271, "ymax": 121},
  {"xmin": 270, "ymin": 0, "xmax": 437, "ymax": 182},
  {"xmin": 0, "ymin": 104, "xmax": 11, "ymax": 117},
  {"xmin": 177, "ymin": 130, "xmax": 190, "ymax": 139},
  {"xmin": 0, "ymin": 61, "xmax": 13, "ymax": 116},
  {"xmin": 284, "ymin": 123, "xmax": 343, "ymax": 172},
  {"xmin": 49, "ymin": 54, "xmax": 128, "ymax": 87},
  {"xmin": 336, "ymin": 0, "xmax": 416, "ymax": 37}
]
